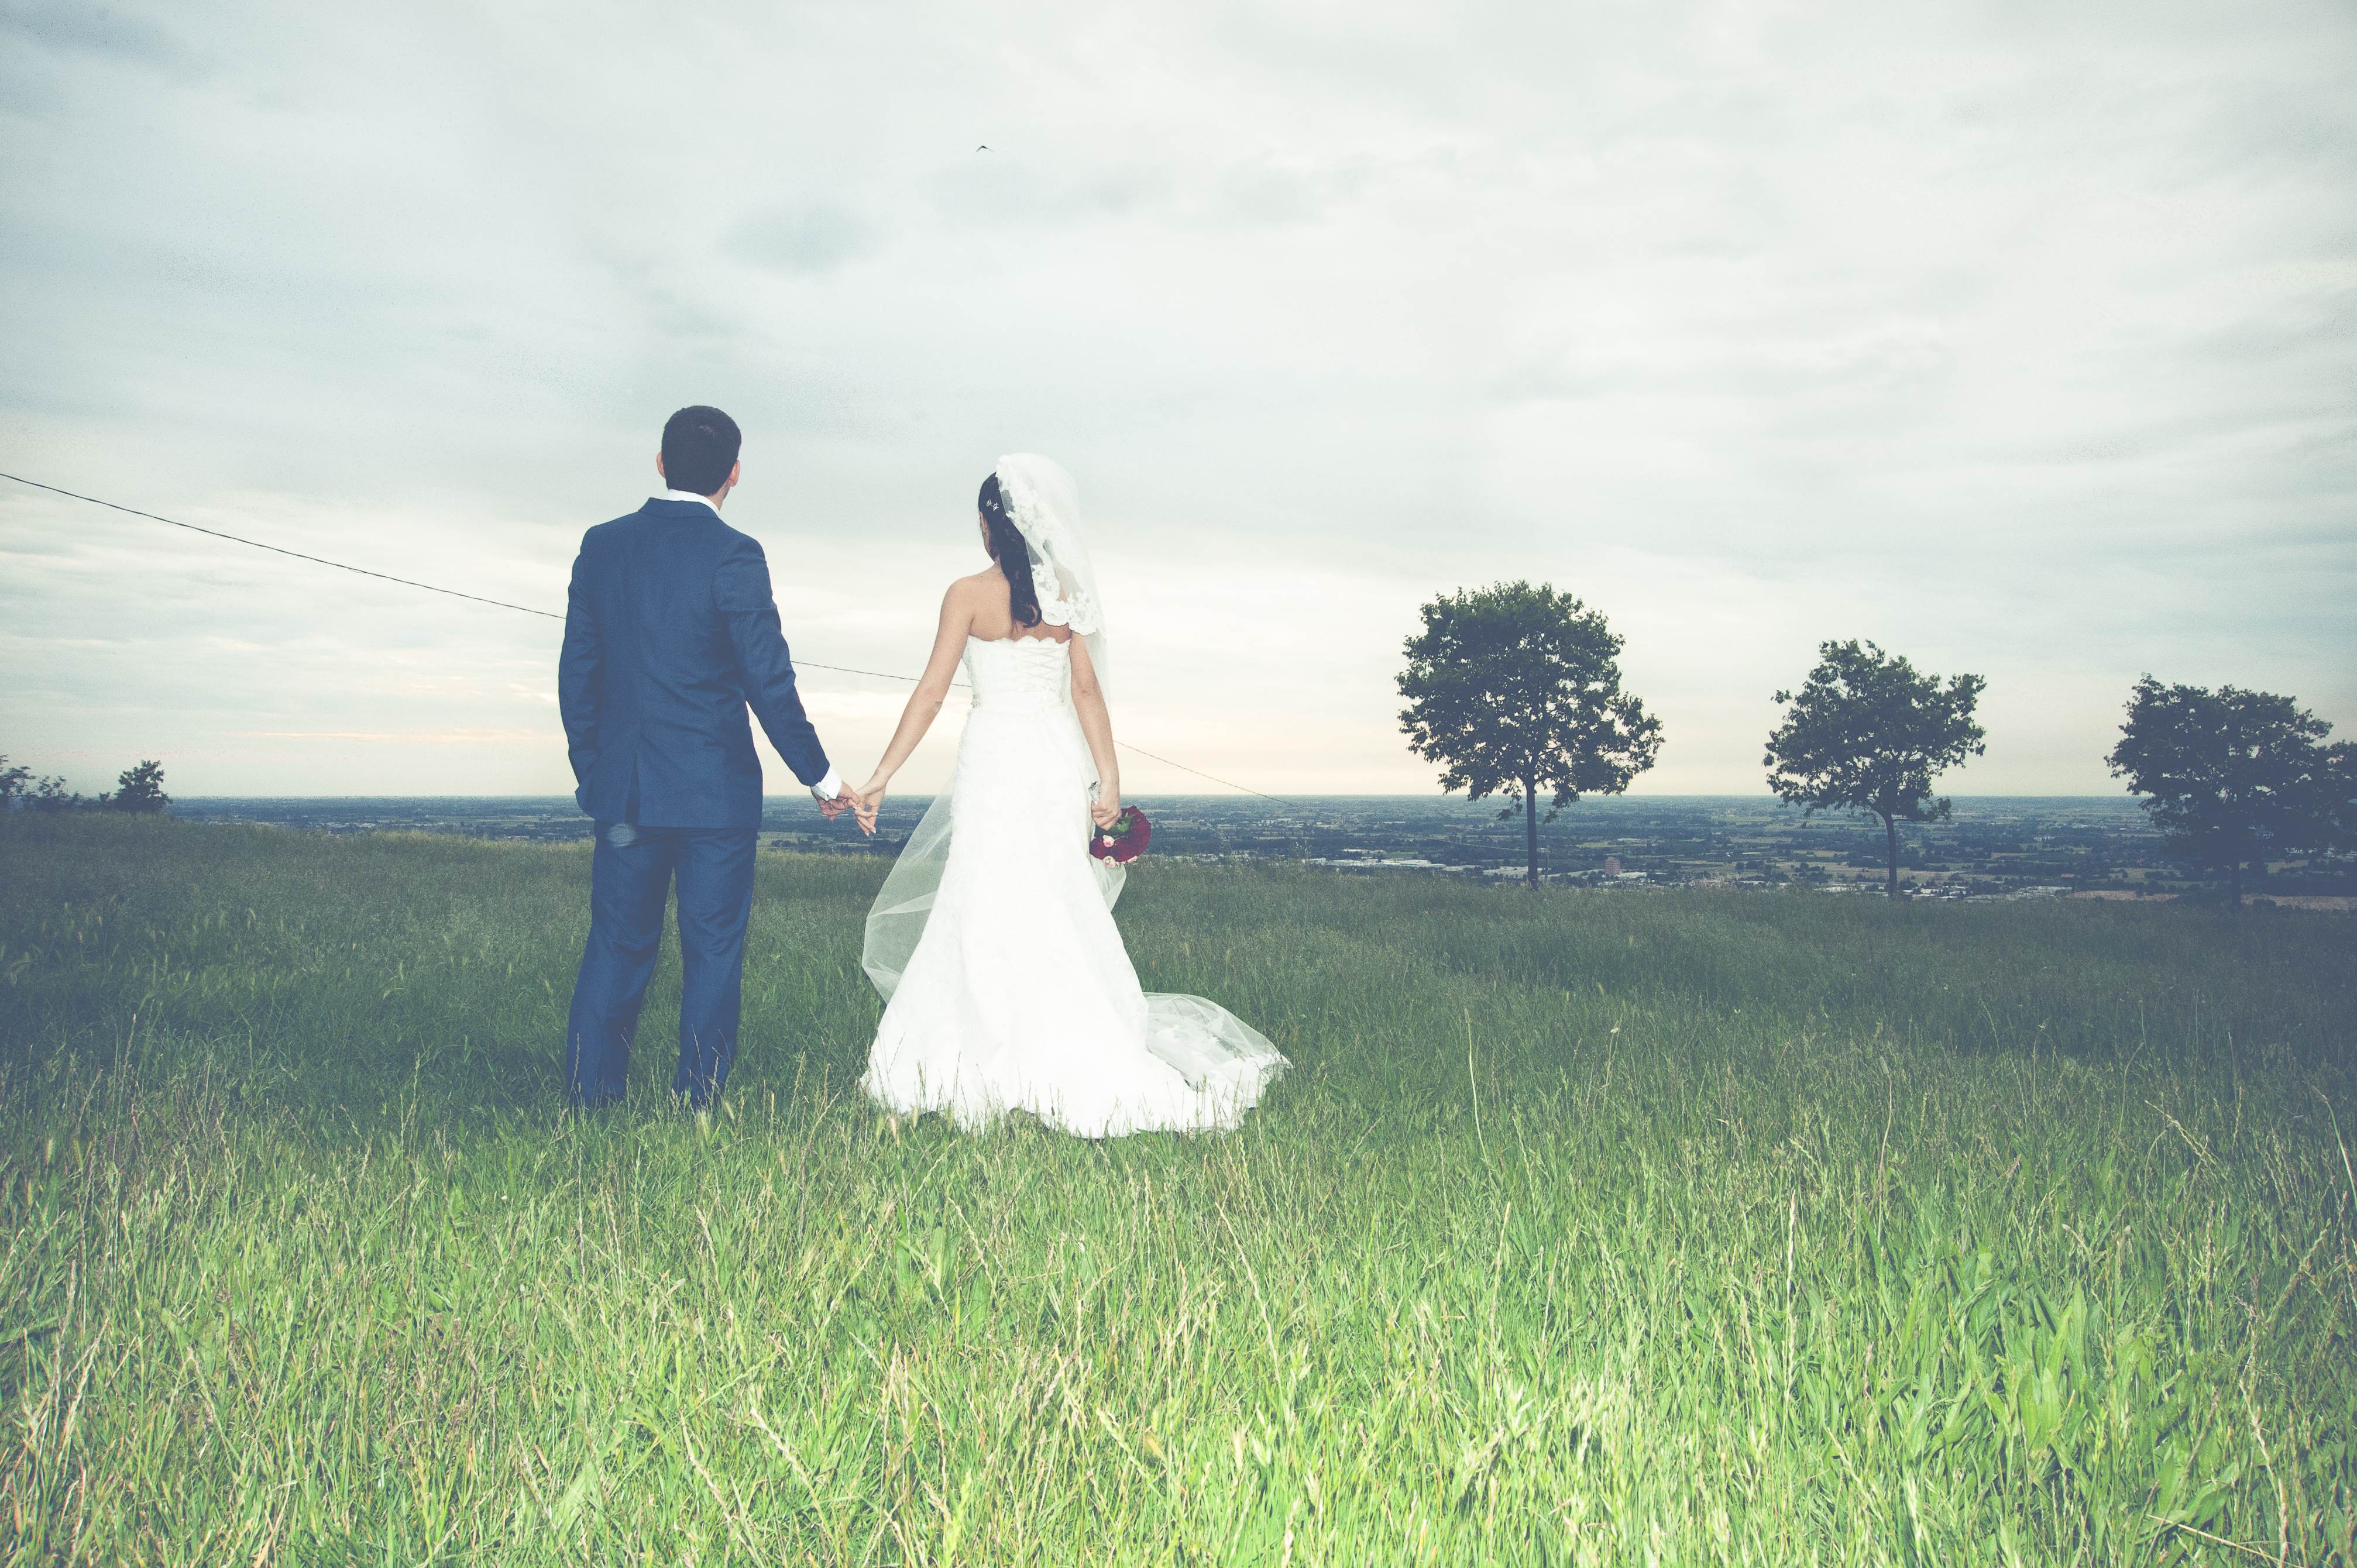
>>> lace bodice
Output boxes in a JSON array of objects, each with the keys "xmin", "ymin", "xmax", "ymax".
[{"xmin": 963, "ymin": 635, "xmax": 1071, "ymax": 711}]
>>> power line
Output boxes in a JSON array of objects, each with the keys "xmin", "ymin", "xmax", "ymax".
[
  {"xmin": 1112, "ymin": 743, "xmax": 1279, "ymax": 801},
  {"xmin": 0, "ymin": 470, "xmax": 565, "ymax": 620},
  {"xmin": 0, "ymin": 469, "xmax": 1283, "ymax": 799}
]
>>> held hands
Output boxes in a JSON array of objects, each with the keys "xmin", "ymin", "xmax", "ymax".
[
  {"xmin": 815, "ymin": 779, "xmax": 877, "ymax": 834},
  {"xmin": 817, "ymin": 784, "xmax": 878, "ymax": 834},
  {"xmin": 853, "ymin": 778, "xmax": 886, "ymax": 836}
]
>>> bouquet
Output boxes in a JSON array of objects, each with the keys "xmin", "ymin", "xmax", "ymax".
[{"xmin": 1089, "ymin": 805, "xmax": 1152, "ymax": 864}]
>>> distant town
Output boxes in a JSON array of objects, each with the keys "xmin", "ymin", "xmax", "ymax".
[{"xmin": 164, "ymin": 795, "xmax": 2354, "ymax": 909}]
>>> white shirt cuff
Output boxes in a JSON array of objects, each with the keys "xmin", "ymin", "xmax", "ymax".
[{"xmin": 810, "ymin": 766, "xmax": 843, "ymax": 802}]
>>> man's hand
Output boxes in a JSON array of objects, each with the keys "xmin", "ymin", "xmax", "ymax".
[{"xmin": 812, "ymin": 768, "xmax": 855, "ymax": 819}]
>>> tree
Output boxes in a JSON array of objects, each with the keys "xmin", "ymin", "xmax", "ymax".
[
  {"xmin": 1763, "ymin": 639, "xmax": 1987, "ymax": 899},
  {"xmin": 1, "ymin": 754, "xmax": 78, "ymax": 811},
  {"xmin": 2105, "ymin": 677, "xmax": 2342, "ymax": 905},
  {"xmin": 108, "ymin": 759, "xmax": 170, "ymax": 814},
  {"xmin": 1398, "ymin": 582, "xmax": 1663, "ymax": 887},
  {"xmin": 2317, "ymin": 742, "xmax": 2357, "ymax": 853}
]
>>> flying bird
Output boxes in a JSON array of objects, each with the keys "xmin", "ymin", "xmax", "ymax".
[{"xmin": 977, "ymin": 145, "xmax": 990, "ymax": 152}]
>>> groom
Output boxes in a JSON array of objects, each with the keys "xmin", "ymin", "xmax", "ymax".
[{"xmin": 558, "ymin": 405, "xmax": 858, "ymax": 1109}]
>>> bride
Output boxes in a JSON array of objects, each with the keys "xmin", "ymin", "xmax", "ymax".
[{"xmin": 848, "ymin": 455, "xmax": 1287, "ymax": 1137}]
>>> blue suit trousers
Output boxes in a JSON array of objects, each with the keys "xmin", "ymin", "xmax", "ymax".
[{"xmin": 565, "ymin": 822, "xmax": 757, "ymax": 1108}]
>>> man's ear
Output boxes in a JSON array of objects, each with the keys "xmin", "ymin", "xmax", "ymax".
[
  {"xmin": 726, "ymin": 459, "xmax": 742, "ymax": 490},
  {"xmin": 656, "ymin": 452, "xmax": 668, "ymax": 482}
]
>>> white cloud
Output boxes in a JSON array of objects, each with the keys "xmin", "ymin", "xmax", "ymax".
[{"xmin": 1, "ymin": 0, "xmax": 2351, "ymax": 797}]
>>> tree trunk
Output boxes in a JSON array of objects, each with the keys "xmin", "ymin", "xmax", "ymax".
[
  {"xmin": 1883, "ymin": 813, "xmax": 1900, "ymax": 899},
  {"xmin": 1524, "ymin": 780, "xmax": 1540, "ymax": 889}
]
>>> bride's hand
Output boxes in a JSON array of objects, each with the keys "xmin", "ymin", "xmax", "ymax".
[
  {"xmin": 855, "ymin": 778, "xmax": 886, "ymax": 835},
  {"xmin": 1091, "ymin": 793, "xmax": 1123, "ymax": 831}
]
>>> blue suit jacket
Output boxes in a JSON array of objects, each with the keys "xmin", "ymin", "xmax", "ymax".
[{"xmin": 558, "ymin": 498, "xmax": 832, "ymax": 829}]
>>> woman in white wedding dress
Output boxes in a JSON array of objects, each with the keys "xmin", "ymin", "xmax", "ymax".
[{"xmin": 849, "ymin": 455, "xmax": 1287, "ymax": 1137}]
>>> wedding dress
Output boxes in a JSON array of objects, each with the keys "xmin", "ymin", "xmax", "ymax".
[{"xmin": 857, "ymin": 458, "xmax": 1286, "ymax": 1137}]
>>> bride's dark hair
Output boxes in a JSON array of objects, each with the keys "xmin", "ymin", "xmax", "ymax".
[{"xmin": 978, "ymin": 473, "xmax": 1042, "ymax": 629}]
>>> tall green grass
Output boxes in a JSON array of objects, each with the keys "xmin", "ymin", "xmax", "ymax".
[{"xmin": 1, "ymin": 814, "xmax": 2352, "ymax": 1564}]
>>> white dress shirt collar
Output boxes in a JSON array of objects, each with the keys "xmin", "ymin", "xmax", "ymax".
[{"xmin": 659, "ymin": 488, "xmax": 721, "ymax": 515}]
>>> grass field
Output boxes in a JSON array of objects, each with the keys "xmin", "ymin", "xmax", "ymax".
[{"xmin": 2, "ymin": 814, "xmax": 2353, "ymax": 1564}]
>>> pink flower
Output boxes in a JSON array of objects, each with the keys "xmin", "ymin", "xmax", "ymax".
[{"xmin": 1088, "ymin": 806, "xmax": 1153, "ymax": 864}]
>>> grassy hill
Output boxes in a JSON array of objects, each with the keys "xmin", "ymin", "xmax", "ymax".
[{"xmin": 1, "ymin": 815, "xmax": 2352, "ymax": 1564}]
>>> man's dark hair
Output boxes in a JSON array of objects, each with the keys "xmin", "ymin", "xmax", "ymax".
[{"xmin": 661, "ymin": 406, "xmax": 742, "ymax": 496}]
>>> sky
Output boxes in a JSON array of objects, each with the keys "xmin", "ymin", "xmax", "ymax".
[{"xmin": 2, "ymin": 0, "xmax": 2352, "ymax": 800}]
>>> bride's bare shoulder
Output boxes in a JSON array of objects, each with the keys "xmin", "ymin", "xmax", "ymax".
[
  {"xmin": 934, "ymin": 571, "xmax": 996, "ymax": 635},
  {"xmin": 942, "ymin": 570, "xmax": 995, "ymax": 615}
]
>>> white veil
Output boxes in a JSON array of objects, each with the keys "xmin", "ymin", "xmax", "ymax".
[{"xmin": 861, "ymin": 453, "xmax": 1121, "ymax": 1000}]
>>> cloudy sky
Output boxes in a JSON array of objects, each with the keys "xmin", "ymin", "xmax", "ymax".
[{"xmin": 2, "ymin": 0, "xmax": 2351, "ymax": 800}]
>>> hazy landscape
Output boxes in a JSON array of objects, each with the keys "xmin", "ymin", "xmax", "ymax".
[{"xmin": 169, "ymin": 793, "xmax": 2356, "ymax": 907}]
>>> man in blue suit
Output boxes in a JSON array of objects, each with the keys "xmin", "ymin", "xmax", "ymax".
[{"xmin": 558, "ymin": 405, "xmax": 858, "ymax": 1109}]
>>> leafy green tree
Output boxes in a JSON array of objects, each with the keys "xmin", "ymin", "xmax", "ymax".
[
  {"xmin": 1764, "ymin": 639, "xmax": 1987, "ymax": 899},
  {"xmin": 2317, "ymin": 742, "xmax": 2357, "ymax": 853},
  {"xmin": 2106, "ymin": 677, "xmax": 2342, "ymax": 905},
  {"xmin": 108, "ymin": 759, "xmax": 170, "ymax": 815},
  {"xmin": 2, "ymin": 754, "xmax": 78, "ymax": 811},
  {"xmin": 1398, "ymin": 582, "xmax": 1663, "ymax": 888}
]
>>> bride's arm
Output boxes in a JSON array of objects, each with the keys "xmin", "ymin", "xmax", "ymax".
[
  {"xmin": 854, "ymin": 585, "xmax": 972, "ymax": 828},
  {"xmin": 1068, "ymin": 635, "xmax": 1123, "ymax": 830}
]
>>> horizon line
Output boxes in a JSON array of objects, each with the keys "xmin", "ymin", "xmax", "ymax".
[{"xmin": 160, "ymin": 791, "xmax": 2146, "ymax": 804}]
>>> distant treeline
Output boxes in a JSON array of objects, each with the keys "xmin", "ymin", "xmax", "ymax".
[{"xmin": 1, "ymin": 757, "xmax": 170, "ymax": 815}]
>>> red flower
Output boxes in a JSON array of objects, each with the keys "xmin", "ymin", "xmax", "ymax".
[{"xmin": 1089, "ymin": 805, "xmax": 1152, "ymax": 864}]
